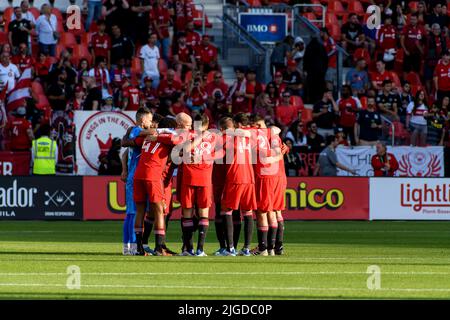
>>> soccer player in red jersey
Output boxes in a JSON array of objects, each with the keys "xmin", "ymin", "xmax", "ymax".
[
  {"xmin": 90, "ymin": 20, "xmax": 111, "ymax": 67},
  {"xmin": 220, "ymin": 113, "xmax": 257, "ymax": 256},
  {"xmin": 5, "ymin": 105, "xmax": 34, "ymax": 151},
  {"xmin": 179, "ymin": 114, "xmax": 219, "ymax": 256},
  {"xmin": 133, "ymin": 116, "xmax": 185, "ymax": 256},
  {"xmin": 250, "ymin": 115, "xmax": 284, "ymax": 256},
  {"xmin": 121, "ymin": 77, "xmax": 143, "ymax": 111}
]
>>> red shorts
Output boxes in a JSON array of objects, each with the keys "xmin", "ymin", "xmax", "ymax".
[
  {"xmin": 255, "ymin": 177, "xmax": 278, "ymax": 212},
  {"xmin": 180, "ymin": 184, "xmax": 212, "ymax": 209},
  {"xmin": 163, "ymin": 184, "xmax": 172, "ymax": 215},
  {"xmin": 133, "ymin": 179, "xmax": 164, "ymax": 203},
  {"xmin": 273, "ymin": 176, "xmax": 286, "ymax": 211},
  {"xmin": 221, "ymin": 182, "xmax": 257, "ymax": 211}
]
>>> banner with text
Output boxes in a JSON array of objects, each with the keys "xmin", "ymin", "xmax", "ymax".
[
  {"xmin": 370, "ymin": 178, "xmax": 450, "ymax": 220},
  {"xmin": 238, "ymin": 12, "xmax": 287, "ymax": 44},
  {"xmin": 0, "ymin": 176, "xmax": 83, "ymax": 220},
  {"xmin": 0, "ymin": 151, "xmax": 31, "ymax": 176},
  {"xmin": 74, "ymin": 111, "xmax": 136, "ymax": 175},
  {"xmin": 336, "ymin": 146, "xmax": 444, "ymax": 177}
]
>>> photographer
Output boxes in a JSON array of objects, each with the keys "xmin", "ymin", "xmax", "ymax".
[{"xmin": 186, "ymin": 74, "xmax": 207, "ymax": 113}]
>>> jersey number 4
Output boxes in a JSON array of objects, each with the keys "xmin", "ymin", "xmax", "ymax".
[{"xmin": 142, "ymin": 141, "xmax": 160, "ymax": 154}]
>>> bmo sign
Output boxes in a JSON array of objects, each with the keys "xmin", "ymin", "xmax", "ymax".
[{"xmin": 238, "ymin": 13, "xmax": 287, "ymax": 44}]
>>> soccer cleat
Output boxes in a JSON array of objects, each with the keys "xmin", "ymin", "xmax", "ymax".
[
  {"xmin": 154, "ymin": 248, "xmax": 173, "ymax": 256},
  {"xmin": 252, "ymin": 249, "xmax": 268, "ymax": 256},
  {"xmin": 143, "ymin": 245, "xmax": 155, "ymax": 256},
  {"xmin": 275, "ymin": 246, "xmax": 284, "ymax": 256},
  {"xmin": 161, "ymin": 244, "xmax": 178, "ymax": 255},
  {"xmin": 133, "ymin": 246, "xmax": 145, "ymax": 256},
  {"xmin": 122, "ymin": 244, "xmax": 130, "ymax": 256},
  {"xmin": 214, "ymin": 248, "xmax": 227, "ymax": 256},
  {"xmin": 238, "ymin": 248, "xmax": 251, "ymax": 256},
  {"xmin": 196, "ymin": 250, "xmax": 208, "ymax": 257},
  {"xmin": 178, "ymin": 249, "xmax": 195, "ymax": 256},
  {"xmin": 268, "ymin": 249, "xmax": 275, "ymax": 256},
  {"xmin": 221, "ymin": 248, "xmax": 237, "ymax": 256}
]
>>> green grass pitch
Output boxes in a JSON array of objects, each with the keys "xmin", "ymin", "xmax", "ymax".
[{"xmin": 0, "ymin": 220, "xmax": 450, "ymax": 299}]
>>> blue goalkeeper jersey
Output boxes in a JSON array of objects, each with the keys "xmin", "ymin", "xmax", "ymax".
[{"xmin": 127, "ymin": 126, "xmax": 143, "ymax": 183}]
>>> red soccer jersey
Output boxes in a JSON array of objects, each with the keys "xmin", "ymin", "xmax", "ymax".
[
  {"xmin": 188, "ymin": 87, "xmax": 207, "ymax": 106},
  {"xmin": 157, "ymin": 79, "xmax": 182, "ymax": 97},
  {"xmin": 7, "ymin": 117, "xmax": 31, "ymax": 150},
  {"xmin": 254, "ymin": 128, "xmax": 280, "ymax": 178},
  {"xmin": 434, "ymin": 60, "xmax": 450, "ymax": 91},
  {"xmin": 195, "ymin": 44, "xmax": 218, "ymax": 64},
  {"xmin": 186, "ymin": 31, "xmax": 201, "ymax": 49},
  {"xmin": 174, "ymin": 44, "xmax": 193, "ymax": 63},
  {"xmin": 402, "ymin": 24, "xmax": 426, "ymax": 54},
  {"xmin": 370, "ymin": 70, "xmax": 392, "ymax": 89},
  {"xmin": 182, "ymin": 130, "xmax": 217, "ymax": 186},
  {"xmin": 150, "ymin": 6, "xmax": 171, "ymax": 39},
  {"xmin": 11, "ymin": 55, "xmax": 33, "ymax": 73},
  {"xmin": 224, "ymin": 129, "xmax": 255, "ymax": 184},
  {"xmin": 174, "ymin": 0, "xmax": 193, "ymax": 31},
  {"xmin": 35, "ymin": 58, "xmax": 51, "ymax": 77},
  {"xmin": 376, "ymin": 24, "xmax": 397, "ymax": 50},
  {"xmin": 122, "ymin": 86, "xmax": 142, "ymax": 110},
  {"xmin": 205, "ymin": 81, "xmax": 228, "ymax": 100},
  {"xmin": 90, "ymin": 32, "xmax": 111, "ymax": 59},
  {"xmin": 133, "ymin": 134, "xmax": 175, "ymax": 181},
  {"xmin": 338, "ymin": 97, "xmax": 360, "ymax": 127}
]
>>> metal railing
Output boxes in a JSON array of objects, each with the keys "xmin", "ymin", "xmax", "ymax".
[
  {"xmin": 218, "ymin": 13, "xmax": 271, "ymax": 83},
  {"xmin": 193, "ymin": 2, "xmax": 206, "ymax": 35},
  {"xmin": 380, "ymin": 115, "xmax": 395, "ymax": 146},
  {"xmin": 293, "ymin": 4, "xmax": 326, "ymax": 28}
]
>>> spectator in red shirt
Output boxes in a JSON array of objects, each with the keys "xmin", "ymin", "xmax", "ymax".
[
  {"xmin": 400, "ymin": 13, "xmax": 426, "ymax": 73},
  {"xmin": 5, "ymin": 105, "xmax": 34, "ymax": 151},
  {"xmin": 173, "ymin": 0, "xmax": 193, "ymax": 33},
  {"xmin": 194, "ymin": 34, "xmax": 218, "ymax": 74},
  {"xmin": 433, "ymin": 50, "xmax": 450, "ymax": 102},
  {"xmin": 371, "ymin": 141, "xmax": 399, "ymax": 177},
  {"xmin": 185, "ymin": 21, "xmax": 201, "ymax": 49},
  {"xmin": 11, "ymin": 42, "xmax": 33, "ymax": 73},
  {"xmin": 151, "ymin": 0, "xmax": 171, "ymax": 63},
  {"xmin": 320, "ymin": 27, "xmax": 337, "ymax": 87},
  {"xmin": 186, "ymin": 73, "xmax": 207, "ymax": 112},
  {"xmin": 370, "ymin": 60, "xmax": 392, "ymax": 91},
  {"xmin": 425, "ymin": 23, "xmax": 446, "ymax": 94},
  {"xmin": 245, "ymin": 68, "xmax": 263, "ymax": 113},
  {"xmin": 336, "ymin": 85, "xmax": 362, "ymax": 146},
  {"xmin": 90, "ymin": 20, "xmax": 111, "ymax": 67},
  {"xmin": 172, "ymin": 33, "xmax": 196, "ymax": 81},
  {"xmin": 141, "ymin": 76, "xmax": 159, "ymax": 111},
  {"xmin": 275, "ymin": 90, "xmax": 303, "ymax": 132},
  {"xmin": 375, "ymin": 15, "xmax": 397, "ymax": 70},
  {"xmin": 157, "ymin": 68, "xmax": 182, "ymax": 100},
  {"xmin": 227, "ymin": 67, "xmax": 249, "ymax": 114},
  {"xmin": 34, "ymin": 52, "xmax": 52, "ymax": 85},
  {"xmin": 121, "ymin": 77, "xmax": 143, "ymax": 110}
]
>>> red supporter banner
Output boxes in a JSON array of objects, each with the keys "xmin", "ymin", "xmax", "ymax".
[
  {"xmin": 82, "ymin": 176, "xmax": 369, "ymax": 221},
  {"xmin": 0, "ymin": 151, "xmax": 31, "ymax": 176}
]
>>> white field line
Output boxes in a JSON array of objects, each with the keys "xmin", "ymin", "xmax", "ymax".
[
  {"xmin": 0, "ymin": 230, "xmax": 449, "ymax": 234},
  {"xmin": 0, "ymin": 282, "xmax": 450, "ymax": 293},
  {"xmin": 1, "ymin": 271, "xmax": 450, "ymax": 276}
]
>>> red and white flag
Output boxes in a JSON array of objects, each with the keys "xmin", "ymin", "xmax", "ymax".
[{"xmin": 6, "ymin": 68, "xmax": 32, "ymax": 111}]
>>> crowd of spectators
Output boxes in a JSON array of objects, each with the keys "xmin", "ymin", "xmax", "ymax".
[{"xmin": 0, "ymin": 0, "xmax": 450, "ymax": 177}]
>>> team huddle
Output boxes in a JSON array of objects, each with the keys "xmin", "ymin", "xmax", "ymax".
[{"xmin": 121, "ymin": 107, "xmax": 287, "ymax": 257}]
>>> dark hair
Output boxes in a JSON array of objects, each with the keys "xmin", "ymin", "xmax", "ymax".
[
  {"xmin": 219, "ymin": 116, "xmax": 232, "ymax": 130},
  {"xmin": 326, "ymin": 134, "xmax": 337, "ymax": 146},
  {"xmin": 152, "ymin": 113, "xmax": 164, "ymax": 125},
  {"xmin": 39, "ymin": 124, "xmax": 51, "ymax": 137},
  {"xmin": 382, "ymin": 79, "xmax": 392, "ymax": 87},
  {"xmin": 97, "ymin": 19, "xmax": 106, "ymax": 26},
  {"xmin": 233, "ymin": 112, "xmax": 250, "ymax": 127},
  {"xmin": 288, "ymin": 120, "xmax": 304, "ymax": 142},
  {"xmin": 194, "ymin": 113, "xmax": 209, "ymax": 127},
  {"xmin": 158, "ymin": 117, "xmax": 177, "ymax": 129},
  {"xmin": 413, "ymin": 89, "xmax": 426, "ymax": 114},
  {"xmin": 250, "ymin": 114, "xmax": 265, "ymax": 124},
  {"xmin": 136, "ymin": 107, "xmax": 151, "ymax": 121},
  {"xmin": 307, "ymin": 121, "xmax": 316, "ymax": 129}
]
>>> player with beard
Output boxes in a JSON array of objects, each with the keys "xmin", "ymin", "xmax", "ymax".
[
  {"xmin": 132, "ymin": 115, "xmax": 187, "ymax": 256},
  {"xmin": 120, "ymin": 107, "xmax": 153, "ymax": 255}
]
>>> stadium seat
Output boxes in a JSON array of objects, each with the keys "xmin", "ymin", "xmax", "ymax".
[
  {"xmin": 55, "ymin": 44, "xmax": 66, "ymax": 57},
  {"xmin": 51, "ymin": 8, "xmax": 64, "ymax": 24},
  {"xmin": 29, "ymin": 7, "xmax": 40, "ymax": 20},
  {"xmin": 131, "ymin": 57, "xmax": 142, "ymax": 74},
  {"xmin": 325, "ymin": 13, "xmax": 339, "ymax": 25},
  {"xmin": 35, "ymin": 94, "xmax": 50, "ymax": 110},
  {"xmin": 359, "ymin": 96, "xmax": 368, "ymax": 110},
  {"xmin": 303, "ymin": 12, "xmax": 317, "ymax": 24},
  {"xmin": 405, "ymin": 72, "xmax": 422, "ymax": 86},
  {"xmin": 207, "ymin": 71, "xmax": 215, "ymax": 83},
  {"xmin": 61, "ymin": 32, "xmax": 77, "ymax": 48},
  {"xmin": 301, "ymin": 108, "xmax": 313, "ymax": 123},
  {"xmin": 353, "ymin": 48, "xmax": 371, "ymax": 66},
  {"xmin": 247, "ymin": 0, "xmax": 262, "ymax": 6},
  {"xmin": 408, "ymin": 1, "xmax": 419, "ymax": 13},
  {"xmin": 327, "ymin": 1, "xmax": 346, "ymax": 16},
  {"xmin": 184, "ymin": 70, "xmax": 193, "ymax": 84},
  {"xmin": 158, "ymin": 59, "xmax": 168, "ymax": 76},
  {"xmin": 291, "ymin": 96, "xmax": 304, "ymax": 108},
  {"xmin": 0, "ymin": 31, "xmax": 7, "ymax": 44},
  {"xmin": 3, "ymin": 7, "xmax": 14, "ymax": 20},
  {"xmin": 348, "ymin": 1, "xmax": 365, "ymax": 16},
  {"xmin": 327, "ymin": 24, "xmax": 341, "ymax": 39},
  {"xmin": 389, "ymin": 71, "xmax": 402, "ymax": 89},
  {"xmin": 31, "ymin": 81, "xmax": 44, "ymax": 95},
  {"xmin": 309, "ymin": 0, "xmax": 324, "ymax": 15}
]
